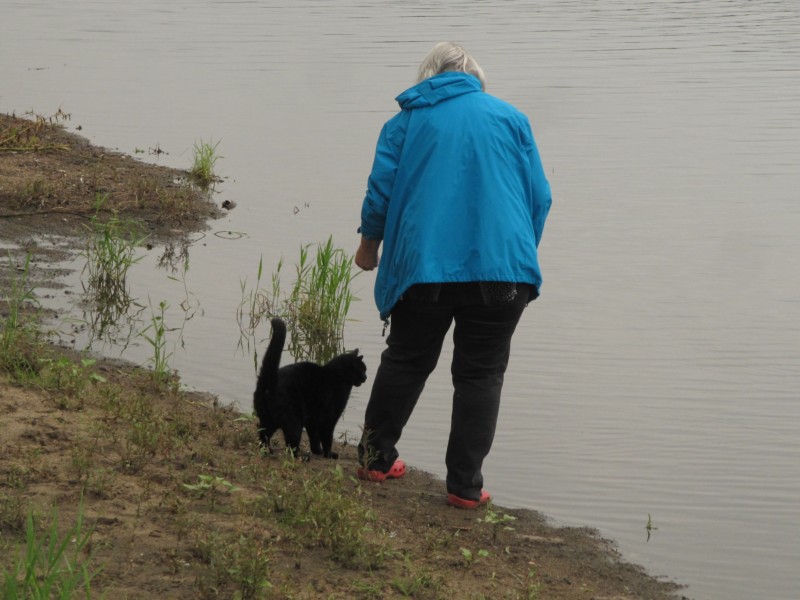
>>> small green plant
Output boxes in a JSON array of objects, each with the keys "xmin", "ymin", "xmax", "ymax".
[
  {"xmin": 460, "ymin": 547, "xmax": 489, "ymax": 567},
  {"xmin": 39, "ymin": 357, "xmax": 106, "ymax": 401},
  {"xmin": 16, "ymin": 178, "xmax": 55, "ymax": 203},
  {"xmin": 192, "ymin": 529, "xmax": 272, "ymax": 599},
  {"xmin": 237, "ymin": 236, "xmax": 359, "ymax": 366},
  {"xmin": 1, "ymin": 253, "xmax": 42, "ymax": 379},
  {"xmin": 80, "ymin": 194, "xmax": 147, "ymax": 346},
  {"xmin": 646, "ymin": 513, "xmax": 658, "ymax": 541},
  {"xmin": 183, "ymin": 474, "xmax": 240, "ymax": 510},
  {"xmin": 189, "ymin": 138, "xmax": 222, "ymax": 187},
  {"xmin": 1, "ymin": 503, "xmax": 99, "ymax": 599},
  {"xmin": 140, "ymin": 299, "xmax": 175, "ymax": 384},
  {"xmin": 522, "ymin": 566, "xmax": 542, "ymax": 599},
  {"xmin": 478, "ymin": 505, "xmax": 517, "ymax": 542},
  {"xmin": 390, "ymin": 568, "xmax": 442, "ymax": 596},
  {"xmin": 82, "ymin": 194, "xmax": 146, "ymax": 304},
  {"xmin": 0, "ymin": 492, "xmax": 27, "ymax": 533},
  {"xmin": 269, "ymin": 464, "xmax": 386, "ymax": 569}
]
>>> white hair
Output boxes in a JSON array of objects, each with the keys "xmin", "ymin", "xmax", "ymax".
[{"xmin": 416, "ymin": 42, "xmax": 487, "ymax": 91}]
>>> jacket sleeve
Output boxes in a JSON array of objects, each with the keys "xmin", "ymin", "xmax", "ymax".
[
  {"xmin": 527, "ymin": 136, "xmax": 552, "ymax": 248},
  {"xmin": 360, "ymin": 120, "xmax": 401, "ymax": 241}
]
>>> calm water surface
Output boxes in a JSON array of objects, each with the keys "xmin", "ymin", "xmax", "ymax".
[{"xmin": 3, "ymin": 2, "xmax": 799, "ymax": 599}]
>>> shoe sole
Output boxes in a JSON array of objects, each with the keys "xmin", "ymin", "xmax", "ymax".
[{"xmin": 446, "ymin": 490, "xmax": 491, "ymax": 509}]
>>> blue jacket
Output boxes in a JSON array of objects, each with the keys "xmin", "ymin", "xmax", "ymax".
[{"xmin": 360, "ymin": 71, "xmax": 552, "ymax": 319}]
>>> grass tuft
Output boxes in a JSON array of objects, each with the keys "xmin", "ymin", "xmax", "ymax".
[
  {"xmin": 1, "ymin": 503, "xmax": 98, "ymax": 599},
  {"xmin": 0, "ymin": 254, "xmax": 44, "ymax": 379},
  {"xmin": 237, "ymin": 235, "xmax": 359, "ymax": 366},
  {"xmin": 189, "ymin": 138, "xmax": 222, "ymax": 187}
]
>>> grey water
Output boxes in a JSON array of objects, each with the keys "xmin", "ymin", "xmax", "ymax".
[{"xmin": 3, "ymin": 1, "xmax": 800, "ymax": 598}]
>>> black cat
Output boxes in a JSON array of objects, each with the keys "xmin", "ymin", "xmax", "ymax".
[{"xmin": 253, "ymin": 317, "xmax": 367, "ymax": 459}]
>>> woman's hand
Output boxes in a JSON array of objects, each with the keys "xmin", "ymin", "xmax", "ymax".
[{"xmin": 355, "ymin": 236, "xmax": 381, "ymax": 271}]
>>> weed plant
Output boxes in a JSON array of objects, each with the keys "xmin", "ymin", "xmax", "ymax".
[
  {"xmin": 0, "ymin": 254, "xmax": 43, "ymax": 378},
  {"xmin": 1, "ymin": 503, "xmax": 98, "ymax": 599},
  {"xmin": 0, "ymin": 109, "xmax": 70, "ymax": 152},
  {"xmin": 264, "ymin": 460, "xmax": 385, "ymax": 569},
  {"xmin": 237, "ymin": 235, "xmax": 358, "ymax": 366},
  {"xmin": 38, "ymin": 357, "xmax": 106, "ymax": 408},
  {"xmin": 189, "ymin": 138, "xmax": 221, "ymax": 187},
  {"xmin": 80, "ymin": 194, "xmax": 147, "ymax": 344},
  {"xmin": 140, "ymin": 299, "xmax": 175, "ymax": 384}
]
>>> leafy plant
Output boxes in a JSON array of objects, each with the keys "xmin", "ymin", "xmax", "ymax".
[
  {"xmin": 140, "ymin": 299, "xmax": 175, "ymax": 384},
  {"xmin": 478, "ymin": 505, "xmax": 517, "ymax": 542},
  {"xmin": 460, "ymin": 547, "xmax": 489, "ymax": 567},
  {"xmin": 183, "ymin": 475, "xmax": 240, "ymax": 509},
  {"xmin": 39, "ymin": 357, "xmax": 106, "ymax": 402}
]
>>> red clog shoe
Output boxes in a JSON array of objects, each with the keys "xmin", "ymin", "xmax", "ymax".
[
  {"xmin": 446, "ymin": 489, "xmax": 491, "ymax": 509},
  {"xmin": 357, "ymin": 459, "xmax": 406, "ymax": 482}
]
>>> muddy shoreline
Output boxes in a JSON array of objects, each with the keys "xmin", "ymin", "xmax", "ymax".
[{"xmin": 0, "ymin": 113, "xmax": 687, "ymax": 599}]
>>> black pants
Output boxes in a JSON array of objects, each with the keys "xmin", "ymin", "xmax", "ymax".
[{"xmin": 359, "ymin": 282, "xmax": 531, "ymax": 501}]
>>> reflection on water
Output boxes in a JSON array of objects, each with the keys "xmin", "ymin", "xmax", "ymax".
[{"xmin": 3, "ymin": 1, "xmax": 800, "ymax": 599}]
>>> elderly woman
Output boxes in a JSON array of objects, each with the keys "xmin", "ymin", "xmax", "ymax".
[{"xmin": 355, "ymin": 42, "xmax": 552, "ymax": 509}]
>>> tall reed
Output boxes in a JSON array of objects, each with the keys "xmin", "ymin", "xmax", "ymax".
[
  {"xmin": 189, "ymin": 139, "xmax": 222, "ymax": 187},
  {"xmin": 237, "ymin": 236, "xmax": 358, "ymax": 365},
  {"xmin": 82, "ymin": 194, "xmax": 147, "ymax": 312}
]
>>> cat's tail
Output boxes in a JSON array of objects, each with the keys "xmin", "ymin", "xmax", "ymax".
[{"xmin": 254, "ymin": 317, "xmax": 286, "ymax": 415}]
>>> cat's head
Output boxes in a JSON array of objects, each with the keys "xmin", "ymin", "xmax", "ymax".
[{"xmin": 343, "ymin": 349, "xmax": 368, "ymax": 387}]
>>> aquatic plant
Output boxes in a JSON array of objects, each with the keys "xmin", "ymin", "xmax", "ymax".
[
  {"xmin": 189, "ymin": 138, "xmax": 222, "ymax": 187},
  {"xmin": 0, "ymin": 253, "xmax": 42, "ymax": 378},
  {"xmin": 80, "ymin": 194, "xmax": 147, "ymax": 343},
  {"xmin": 237, "ymin": 235, "xmax": 359, "ymax": 365},
  {"xmin": 140, "ymin": 299, "xmax": 175, "ymax": 384}
]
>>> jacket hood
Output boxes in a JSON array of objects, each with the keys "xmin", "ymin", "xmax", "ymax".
[{"xmin": 395, "ymin": 71, "xmax": 482, "ymax": 109}]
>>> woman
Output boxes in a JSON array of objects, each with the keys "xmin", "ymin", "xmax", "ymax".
[{"xmin": 355, "ymin": 42, "xmax": 552, "ymax": 509}]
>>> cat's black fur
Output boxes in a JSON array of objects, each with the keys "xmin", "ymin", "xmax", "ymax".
[{"xmin": 253, "ymin": 317, "xmax": 367, "ymax": 459}]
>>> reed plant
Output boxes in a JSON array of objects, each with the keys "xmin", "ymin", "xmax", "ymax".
[
  {"xmin": 237, "ymin": 236, "xmax": 358, "ymax": 365},
  {"xmin": 0, "ymin": 253, "xmax": 42, "ymax": 378},
  {"xmin": 189, "ymin": 138, "xmax": 221, "ymax": 187},
  {"xmin": 80, "ymin": 194, "xmax": 146, "ymax": 344}
]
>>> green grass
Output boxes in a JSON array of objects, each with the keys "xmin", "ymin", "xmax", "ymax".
[
  {"xmin": 237, "ymin": 235, "xmax": 359, "ymax": 366},
  {"xmin": 79, "ymin": 194, "xmax": 147, "ymax": 346},
  {"xmin": 189, "ymin": 138, "xmax": 222, "ymax": 187},
  {"xmin": 1, "ymin": 503, "xmax": 98, "ymax": 599},
  {"xmin": 0, "ymin": 253, "xmax": 43, "ymax": 379}
]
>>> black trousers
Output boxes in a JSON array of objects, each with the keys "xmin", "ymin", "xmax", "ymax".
[{"xmin": 359, "ymin": 282, "xmax": 531, "ymax": 501}]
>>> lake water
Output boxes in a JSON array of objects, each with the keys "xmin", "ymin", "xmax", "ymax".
[{"xmin": 3, "ymin": 1, "xmax": 799, "ymax": 598}]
